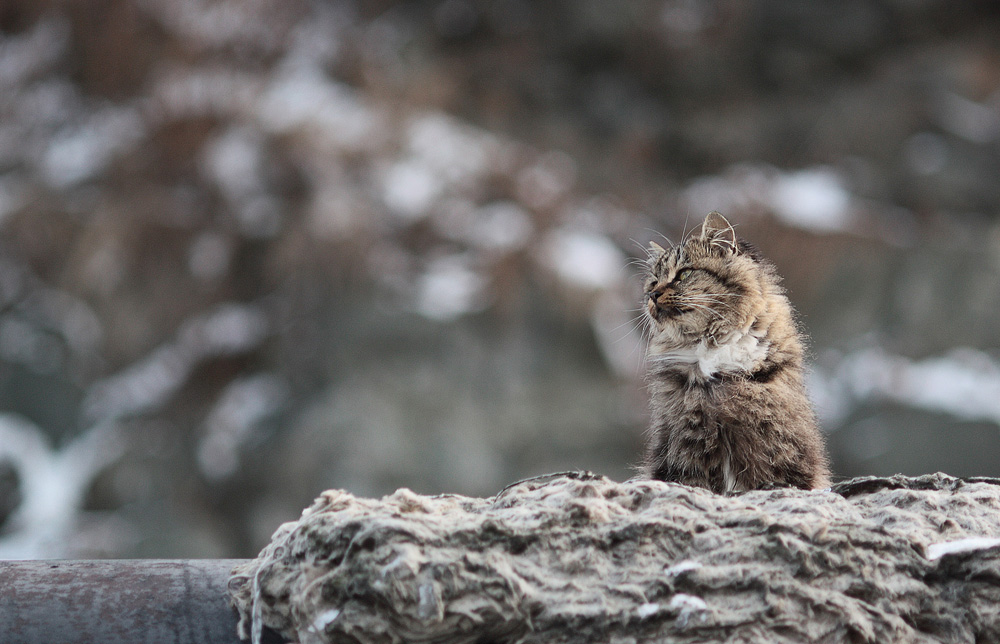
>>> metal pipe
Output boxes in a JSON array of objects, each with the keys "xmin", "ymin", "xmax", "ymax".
[{"xmin": 0, "ymin": 559, "xmax": 284, "ymax": 644}]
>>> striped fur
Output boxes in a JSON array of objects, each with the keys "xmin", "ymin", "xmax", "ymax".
[{"xmin": 641, "ymin": 212, "xmax": 830, "ymax": 493}]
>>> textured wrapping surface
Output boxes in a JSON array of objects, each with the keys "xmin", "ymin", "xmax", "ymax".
[{"xmin": 229, "ymin": 473, "xmax": 1000, "ymax": 644}]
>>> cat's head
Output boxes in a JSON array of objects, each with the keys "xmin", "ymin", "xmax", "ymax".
[{"xmin": 643, "ymin": 212, "xmax": 773, "ymax": 343}]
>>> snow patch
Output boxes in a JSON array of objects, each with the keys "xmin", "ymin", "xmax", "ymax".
[
  {"xmin": 683, "ymin": 163, "xmax": 856, "ymax": 234},
  {"xmin": 258, "ymin": 65, "xmax": 381, "ymax": 151},
  {"xmin": 202, "ymin": 126, "xmax": 266, "ymax": 200},
  {"xmin": 83, "ymin": 303, "xmax": 268, "ymax": 422},
  {"xmin": 541, "ymin": 229, "xmax": 625, "ymax": 290},
  {"xmin": 665, "ymin": 560, "xmax": 702, "ymax": 576},
  {"xmin": 470, "ymin": 202, "xmax": 534, "ymax": 251},
  {"xmin": 637, "ymin": 602, "xmax": 660, "ymax": 618},
  {"xmin": 0, "ymin": 16, "xmax": 69, "ymax": 89},
  {"xmin": 810, "ymin": 346, "xmax": 1000, "ymax": 427},
  {"xmin": 926, "ymin": 537, "xmax": 1000, "ymax": 561},
  {"xmin": 0, "ymin": 415, "xmax": 123, "ymax": 558},
  {"xmin": 406, "ymin": 113, "xmax": 494, "ymax": 183},
  {"xmin": 669, "ymin": 593, "xmax": 708, "ymax": 628},
  {"xmin": 415, "ymin": 256, "xmax": 487, "ymax": 321},
  {"xmin": 382, "ymin": 160, "xmax": 443, "ymax": 220},
  {"xmin": 42, "ymin": 107, "xmax": 144, "ymax": 188},
  {"xmin": 770, "ymin": 167, "xmax": 851, "ymax": 232},
  {"xmin": 198, "ymin": 373, "xmax": 289, "ymax": 480},
  {"xmin": 309, "ymin": 608, "xmax": 341, "ymax": 632}
]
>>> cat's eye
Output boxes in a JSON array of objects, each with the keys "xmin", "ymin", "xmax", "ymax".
[{"xmin": 675, "ymin": 269, "xmax": 693, "ymax": 282}]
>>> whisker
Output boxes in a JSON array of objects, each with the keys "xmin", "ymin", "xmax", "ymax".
[
  {"xmin": 632, "ymin": 324, "xmax": 652, "ymax": 377},
  {"xmin": 684, "ymin": 293, "xmax": 743, "ymax": 301},
  {"xmin": 638, "ymin": 229, "xmax": 676, "ymax": 249},
  {"xmin": 692, "ymin": 291, "xmax": 744, "ymax": 299},
  {"xmin": 679, "ymin": 212, "xmax": 693, "ymax": 242},
  {"xmin": 613, "ymin": 318, "xmax": 649, "ymax": 347},
  {"xmin": 683, "ymin": 294, "xmax": 744, "ymax": 308},
  {"xmin": 683, "ymin": 295, "xmax": 739, "ymax": 310},
  {"xmin": 607, "ymin": 311, "xmax": 649, "ymax": 337},
  {"xmin": 625, "ymin": 258, "xmax": 654, "ymax": 272},
  {"xmin": 682, "ymin": 301, "xmax": 725, "ymax": 320},
  {"xmin": 683, "ymin": 299, "xmax": 736, "ymax": 317}
]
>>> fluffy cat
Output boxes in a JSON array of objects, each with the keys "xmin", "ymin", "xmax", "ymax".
[{"xmin": 640, "ymin": 212, "xmax": 830, "ymax": 493}]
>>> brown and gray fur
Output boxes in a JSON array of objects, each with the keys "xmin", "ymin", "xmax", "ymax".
[{"xmin": 640, "ymin": 212, "xmax": 830, "ymax": 493}]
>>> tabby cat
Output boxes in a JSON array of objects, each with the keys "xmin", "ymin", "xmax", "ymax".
[{"xmin": 641, "ymin": 212, "xmax": 830, "ymax": 493}]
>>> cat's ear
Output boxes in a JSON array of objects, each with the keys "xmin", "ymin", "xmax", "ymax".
[
  {"xmin": 699, "ymin": 211, "xmax": 737, "ymax": 253},
  {"xmin": 646, "ymin": 240, "xmax": 667, "ymax": 265}
]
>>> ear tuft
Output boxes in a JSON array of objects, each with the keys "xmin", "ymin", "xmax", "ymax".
[
  {"xmin": 699, "ymin": 211, "xmax": 737, "ymax": 252},
  {"xmin": 648, "ymin": 240, "xmax": 666, "ymax": 254}
]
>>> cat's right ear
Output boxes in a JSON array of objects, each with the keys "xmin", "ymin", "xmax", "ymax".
[{"xmin": 700, "ymin": 211, "xmax": 737, "ymax": 253}]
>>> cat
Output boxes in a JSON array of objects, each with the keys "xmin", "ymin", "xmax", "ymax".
[{"xmin": 640, "ymin": 212, "xmax": 830, "ymax": 493}]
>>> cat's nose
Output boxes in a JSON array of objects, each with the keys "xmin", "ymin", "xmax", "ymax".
[{"xmin": 648, "ymin": 287, "xmax": 664, "ymax": 301}]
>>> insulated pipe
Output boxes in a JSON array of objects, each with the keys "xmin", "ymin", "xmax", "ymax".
[{"xmin": 0, "ymin": 559, "xmax": 285, "ymax": 644}]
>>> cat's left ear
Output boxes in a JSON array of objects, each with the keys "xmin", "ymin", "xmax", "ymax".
[
  {"xmin": 646, "ymin": 240, "xmax": 667, "ymax": 265},
  {"xmin": 699, "ymin": 211, "xmax": 737, "ymax": 253}
]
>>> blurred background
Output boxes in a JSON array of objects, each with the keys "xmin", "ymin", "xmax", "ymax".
[{"xmin": 1, "ymin": 0, "xmax": 1000, "ymax": 559}]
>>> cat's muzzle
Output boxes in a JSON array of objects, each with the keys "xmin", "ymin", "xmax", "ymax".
[{"xmin": 647, "ymin": 296, "xmax": 687, "ymax": 321}]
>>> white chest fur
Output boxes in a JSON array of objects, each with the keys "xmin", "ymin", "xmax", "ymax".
[{"xmin": 650, "ymin": 329, "xmax": 769, "ymax": 380}]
